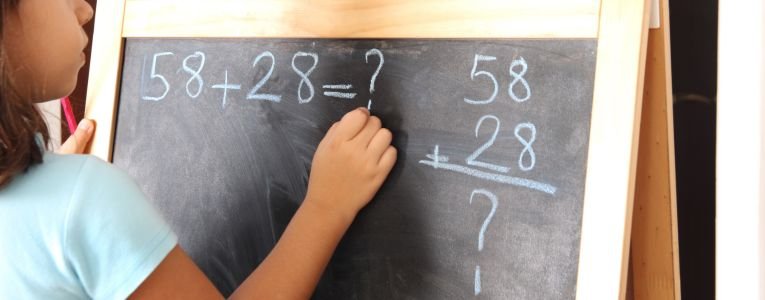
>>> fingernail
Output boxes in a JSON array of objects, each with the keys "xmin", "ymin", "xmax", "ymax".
[
  {"xmin": 78, "ymin": 120, "xmax": 92, "ymax": 132},
  {"xmin": 357, "ymin": 107, "xmax": 369, "ymax": 115}
]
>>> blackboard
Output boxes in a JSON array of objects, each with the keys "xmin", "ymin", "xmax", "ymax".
[{"xmin": 112, "ymin": 38, "xmax": 596, "ymax": 299}]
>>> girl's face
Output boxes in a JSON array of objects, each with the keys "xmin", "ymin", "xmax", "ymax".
[{"xmin": 3, "ymin": 0, "xmax": 93, "ymax": 102}]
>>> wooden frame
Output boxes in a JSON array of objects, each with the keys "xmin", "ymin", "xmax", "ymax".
[{"xmin": 85, "ymin": 0, "xmax": 650, "ymax": 298}]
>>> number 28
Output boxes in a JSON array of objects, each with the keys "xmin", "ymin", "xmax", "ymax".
[{"xmin": 467, "ymin": 115, "xmax": 537, "ymax": 172}]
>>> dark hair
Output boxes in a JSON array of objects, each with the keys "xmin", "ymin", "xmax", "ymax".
[{"xmin": 0, "ymin": 0, "xmax": 51, "ymax": 187}]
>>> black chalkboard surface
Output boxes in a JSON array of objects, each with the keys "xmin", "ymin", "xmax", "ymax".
[{"xmin": 113, "ymin": 38, "xmax": 596, "ymax": 299}]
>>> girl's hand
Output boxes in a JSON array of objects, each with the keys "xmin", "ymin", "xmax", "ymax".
[
  {"xmin": 57, "ymin": 119, "xmax": 95, "ymax": 154},
  {"xmin": 304, "ymin": 108, "xmax": 397, "ymax": 223}
]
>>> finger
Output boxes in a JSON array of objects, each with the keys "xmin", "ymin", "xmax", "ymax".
[
  {"xmin": 367, "ymin": 128, "xmax": 393, "ymax": 158},
  {"xmin": 59, "ymin": 119, "xmax": 95, "ymax": 154},
  {"xmin": 378, "ymin": 146, "xmax": 397, "ymax": 172},
  {"xmin": 334, "ymin": 108, "xmax": 369, "ymax": 141},
  {"xmin": 58, "ymin": 119, "xmax": 95, "ymax": 154},
  {"xmin": 354, "ymin": 116, "xmax": 382, "ymax": 146}
]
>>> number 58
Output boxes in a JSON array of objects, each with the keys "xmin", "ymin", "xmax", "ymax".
[{"xmin": 464, "ymin": 54, "xmax": 531, "ymax": 105}]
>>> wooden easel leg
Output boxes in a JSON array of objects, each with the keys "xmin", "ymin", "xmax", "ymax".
[{"xmin": 629, "ymin": 0, "xmax": 681, "ymax": 298}]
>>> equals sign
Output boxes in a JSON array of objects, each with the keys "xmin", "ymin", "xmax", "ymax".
[{"xmin": 322, "ymin": 84, "xmax": 357, "ymax": 99}]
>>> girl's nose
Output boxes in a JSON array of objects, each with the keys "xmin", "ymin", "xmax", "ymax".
[{"xmin": 76, "ymin": 0, "xmax": 94, "ymax": 26}]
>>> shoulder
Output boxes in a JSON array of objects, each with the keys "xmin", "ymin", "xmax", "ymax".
[
  {"xmin": 33, "ymin": 153, "xmax": 145, "ymax": 204},
  {"xmin": 46, "ymin": 153, "xmax": 135, "ymax": 188},
  {"xmin": 59, "ymin": 154, "xmax": 178, "ymax": 298},
  {"xmin": 71, "ymin": 154, "xmax": 141, "ymax": 196},
  {"xmin": 0, "ymin": 153, "xmax": 116, "ymax": 208},
  {"xmin": 61, "ymin": 153, "xmax": 163, "ymax": 235},
  {"xmin": 0, "ymin": 153, "xmax": 176, "ymax": 298},
  {"xmin": 16, "ymin": 153, "xmax": 127, "ymax": 194}
]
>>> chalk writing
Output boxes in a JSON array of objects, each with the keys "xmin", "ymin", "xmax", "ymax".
[
  {"xmin": 466, "ymin": 115, "xmax": 510, "ymax": 173},
  {"xmin": 247, "ymin": 51, "xmax": 281, "ymax": 102},
  {"xmin": 470, "ymin": 189, "xmax": 498, "ymax": 295},
  {"xmin": 515, "ymin": 122, "xmax": 537, "ymax": 171},
  {"xmin": 419, "ymin": 145, "xmax": 556, "ymax": 195},
  {"xmin": 365, "ymin": 49, "xmax": 384, "ymax": 110},
  {"xmin": 142, "ymin": 52, "xmax": 174, "ymax": 101},
  {"xmin": 509, "ymin": 57, "xmax": 531, "ymax": 102},
  {"xmin": 292, "ymin": 52, "xmax": 319, "ymax": 104},
  {"xmin": 212, "ymin": 70, "xmax": 241, "ymax": 109},
  {"xmin": 464, "ymin": 54, "xmax": 498, "ymax": 105},
  {"xmin": 182, "ymin": 51, "xmax": 206, "ymax": 99},
  {"xmin": 322, "ymin": 84, "xmax": 357, "ymax": 99}
]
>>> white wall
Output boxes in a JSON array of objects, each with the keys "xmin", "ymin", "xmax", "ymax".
[{"xmin": 717, "ymin": 0, "xmax": 765, "ymax": 298}]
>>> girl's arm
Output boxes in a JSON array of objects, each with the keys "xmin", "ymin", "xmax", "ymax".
[{"xmin": 129, "ymin": 108, "xmax": 396, "ymax": 299}]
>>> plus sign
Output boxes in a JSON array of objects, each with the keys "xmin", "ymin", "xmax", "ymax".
[{"xmin": 212, "ymin": 70, "xmax": 241, "ymax": 109}]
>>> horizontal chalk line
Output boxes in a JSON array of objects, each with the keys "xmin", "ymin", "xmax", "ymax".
[
  {"xmin": 322, "ymin": 84, "xmax": 352, "ymax": 89},
  {"xmin": 323, "ymin": 91, "xmax": 357, "ymax": 99},
  {"xmin": 418, "ymin": 160, "xmax": 557, "ymax": 195}
]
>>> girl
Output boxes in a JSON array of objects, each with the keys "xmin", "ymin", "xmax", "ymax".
[{"xmin": 0, "ymin": 0, "xmax": 397, "ymax": 299}]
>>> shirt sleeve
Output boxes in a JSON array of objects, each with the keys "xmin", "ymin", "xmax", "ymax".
[{"xmin": 63, "ymin": 156, "xmax": 178, "ymax": 299}]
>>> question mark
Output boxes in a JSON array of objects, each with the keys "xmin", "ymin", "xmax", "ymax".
[
  {"xmin": 365, "ymin": 48, "xmax": 384, "ymax": 111},
  {"xmin": 470, "ymin": 189, "xmax": 498, "ymax": 296}
]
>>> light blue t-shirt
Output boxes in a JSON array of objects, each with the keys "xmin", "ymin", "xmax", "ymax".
[{"xmin": 0, "ymin": 153, "xmax": 178, "ymax": 299}]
